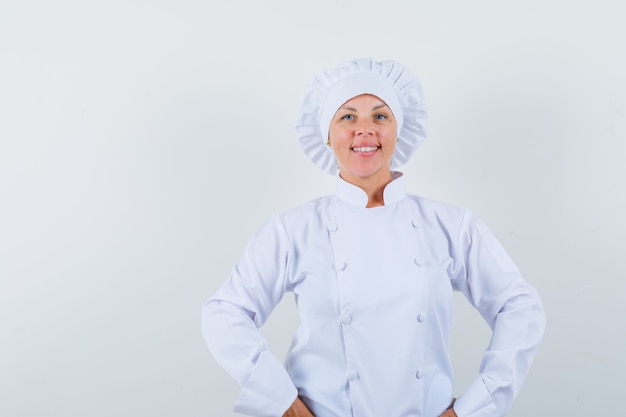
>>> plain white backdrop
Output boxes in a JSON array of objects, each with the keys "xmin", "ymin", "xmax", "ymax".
[{"xmin": 1, "ymin": 1, "xmax": 625, "ymax": 416}]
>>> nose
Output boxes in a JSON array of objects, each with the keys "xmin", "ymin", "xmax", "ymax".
[{"xmin": 356, "ymin": 121, "xmax": 374, "ymax": 135}]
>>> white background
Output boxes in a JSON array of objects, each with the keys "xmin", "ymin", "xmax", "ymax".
[{"xmin": 1, "ymin": 1, "xmax": 625, "ymax": 416}]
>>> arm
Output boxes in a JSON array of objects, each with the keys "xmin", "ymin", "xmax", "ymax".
[
  {"xmin": 451, "ymin": 212, "xmax": 546, "ymax": 417},
  {"xmin": 202, "ymin": 215, "xmax": 298, "ymax": 417}
]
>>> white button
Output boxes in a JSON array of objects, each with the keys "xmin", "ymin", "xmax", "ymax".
[
  {"xmin": 417, "ymin": 313, "xmax": 426, "ymax": 323},
  {"xmin": 415, "ymin": 369, "xmax": 423, "ymax": 379},
  {"xmin": 335, "ymin": 262, "xmax": 347, "ymax": 271},
  {"xmin": 414, "ymin": 258, "xmax": 422, "ymax": 267},
  {"xmin": 342, "ymin": 315, "xmax": 352, "ymax": 325},
  {"xmin": 328, "ymin": 223, "xmax": 338, "ymax": 232},
  {"xmin": 411, "ymin": 219, "xmax": 420, "ymax": 228},
  {"xmin": 347, "ymin": 370, "xmax": 359, "ymax": 380}
]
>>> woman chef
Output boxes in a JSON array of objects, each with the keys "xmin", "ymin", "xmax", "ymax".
[{"xmin": 201, "ymin": 58, "xmax": 545, "ymax": 417}]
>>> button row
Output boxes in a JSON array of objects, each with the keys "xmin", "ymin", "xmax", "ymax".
[
  {"xmin": 329, "ymin": 219, "xmax": 420, "ymax": 231},
  {"xmin": 334, "ymin": 260, "xmax": 422, "ymax": 270},
  {"xmin": 339, "ymin": 314, "xmax": 425, "ymax": 325},
  {"xmin": 344, "ymin": 369, "xmax": 424, "ymax": 381}
]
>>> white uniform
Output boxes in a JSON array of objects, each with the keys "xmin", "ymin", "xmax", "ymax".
[{"xmin": 202, "ymin": 173, "xmax": 545, "ymax": 417}]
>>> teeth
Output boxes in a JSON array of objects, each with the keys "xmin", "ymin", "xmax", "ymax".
[{"xmin": 352, "ymin": 146, "xmax": 378, "ymax": 152}]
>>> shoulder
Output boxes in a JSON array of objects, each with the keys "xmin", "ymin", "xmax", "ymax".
[
  {"xmin": 240, "ymin": 195, "xmax": 336, "ymax": 257},
  {"xmin": 259, "ymin": 194, "xmax": 336, "ymax": 239},
  {"xmin": 405, "ymin": 193, "xmax": 470, "ymax": 223},
  {"xmin": 402, "ymin": 193, "xmax": 494, "ymax": 247},
  {"xmin": 275, "ymin": 194, "xmax": 335, "ymax": 222}
]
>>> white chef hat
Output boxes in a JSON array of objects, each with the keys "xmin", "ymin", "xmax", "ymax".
[{"xmin": 295, "ymin": 58, "xmax": 427, "ymax": 174}]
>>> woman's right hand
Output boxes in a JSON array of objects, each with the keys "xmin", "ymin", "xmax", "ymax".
[{"xmin": 282, "ymin": 397, "xmax": 315, "ymax": 417}]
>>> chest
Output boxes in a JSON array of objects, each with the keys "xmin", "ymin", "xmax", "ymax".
[{"xmin": 289, "ymin": 203, "xmax": 455, "ymax": 324}]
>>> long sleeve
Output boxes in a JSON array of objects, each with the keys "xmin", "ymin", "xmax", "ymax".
[
  {"xmin": 201, "ymin": 215, "xmax": 298, "ymax": 417},
  {"xmin": 450, "ymin": 211, "xmax": 546, "ymax": 417}
]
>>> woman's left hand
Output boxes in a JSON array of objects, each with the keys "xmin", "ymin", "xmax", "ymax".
[
  {"xmin": 438, "ymin": 408, "xmax": 457, "ymax": 417},
  {"xmin": 282, "ymin": 397, "xmax": 315, "ymax": 417}
]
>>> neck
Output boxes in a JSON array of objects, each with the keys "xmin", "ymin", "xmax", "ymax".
[
  {"xmin": 364, "ymin": 185, "xmax": 387, "ymax": 208},
  {"xmin": 340, "ymin": 170, "xmax": 393, "ymax": 208}
]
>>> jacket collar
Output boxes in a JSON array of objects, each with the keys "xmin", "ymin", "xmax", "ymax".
[{"xmin": 335, "ymin": 171, "xmax": 406, "ymax": 207}]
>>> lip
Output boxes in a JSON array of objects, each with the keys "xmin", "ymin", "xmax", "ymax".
[{"xmin": 351, "ymin": 145, "xmax": 380, "ymax": 154}]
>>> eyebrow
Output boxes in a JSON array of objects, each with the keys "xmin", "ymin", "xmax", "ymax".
[{"xmin": 338, "ymin": 103, "xmax": 390, "ymax": 112}]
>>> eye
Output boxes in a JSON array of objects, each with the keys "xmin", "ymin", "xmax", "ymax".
[
  {"xmin": 341, "ymin": 114, "xmax": 354, "ymax": 121},
  {"xmin": 375, "ymin": 113, "xmax": 388, "ymax": 120}
]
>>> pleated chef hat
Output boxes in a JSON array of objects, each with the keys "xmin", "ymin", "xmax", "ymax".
[{"xmin": 295, "ymin": 58, "xmax": 428, "ymax": 174}]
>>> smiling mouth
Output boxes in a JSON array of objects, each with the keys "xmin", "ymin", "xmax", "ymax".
[{"xmin": 352, "ymin": 146, "xmax": 380, "ymax": 152}]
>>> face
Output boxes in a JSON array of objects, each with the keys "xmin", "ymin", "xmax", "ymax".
[{"xmin": 328, "ymin": 94, "xmax": 397, "ymax": 187}]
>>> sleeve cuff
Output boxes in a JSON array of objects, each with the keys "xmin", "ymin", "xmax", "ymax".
[
  {"xmin": 454, "ymin": 376, "xmax": 499, "ymax": 417},
  {"xmin": 233, "ymin": 351, "xmax": 298, "ymax": 417}
]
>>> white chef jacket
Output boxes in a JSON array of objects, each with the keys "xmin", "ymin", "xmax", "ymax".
[{"xmin": 202, "ymin": 172, "xmax": 545, "ymax": 417}]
